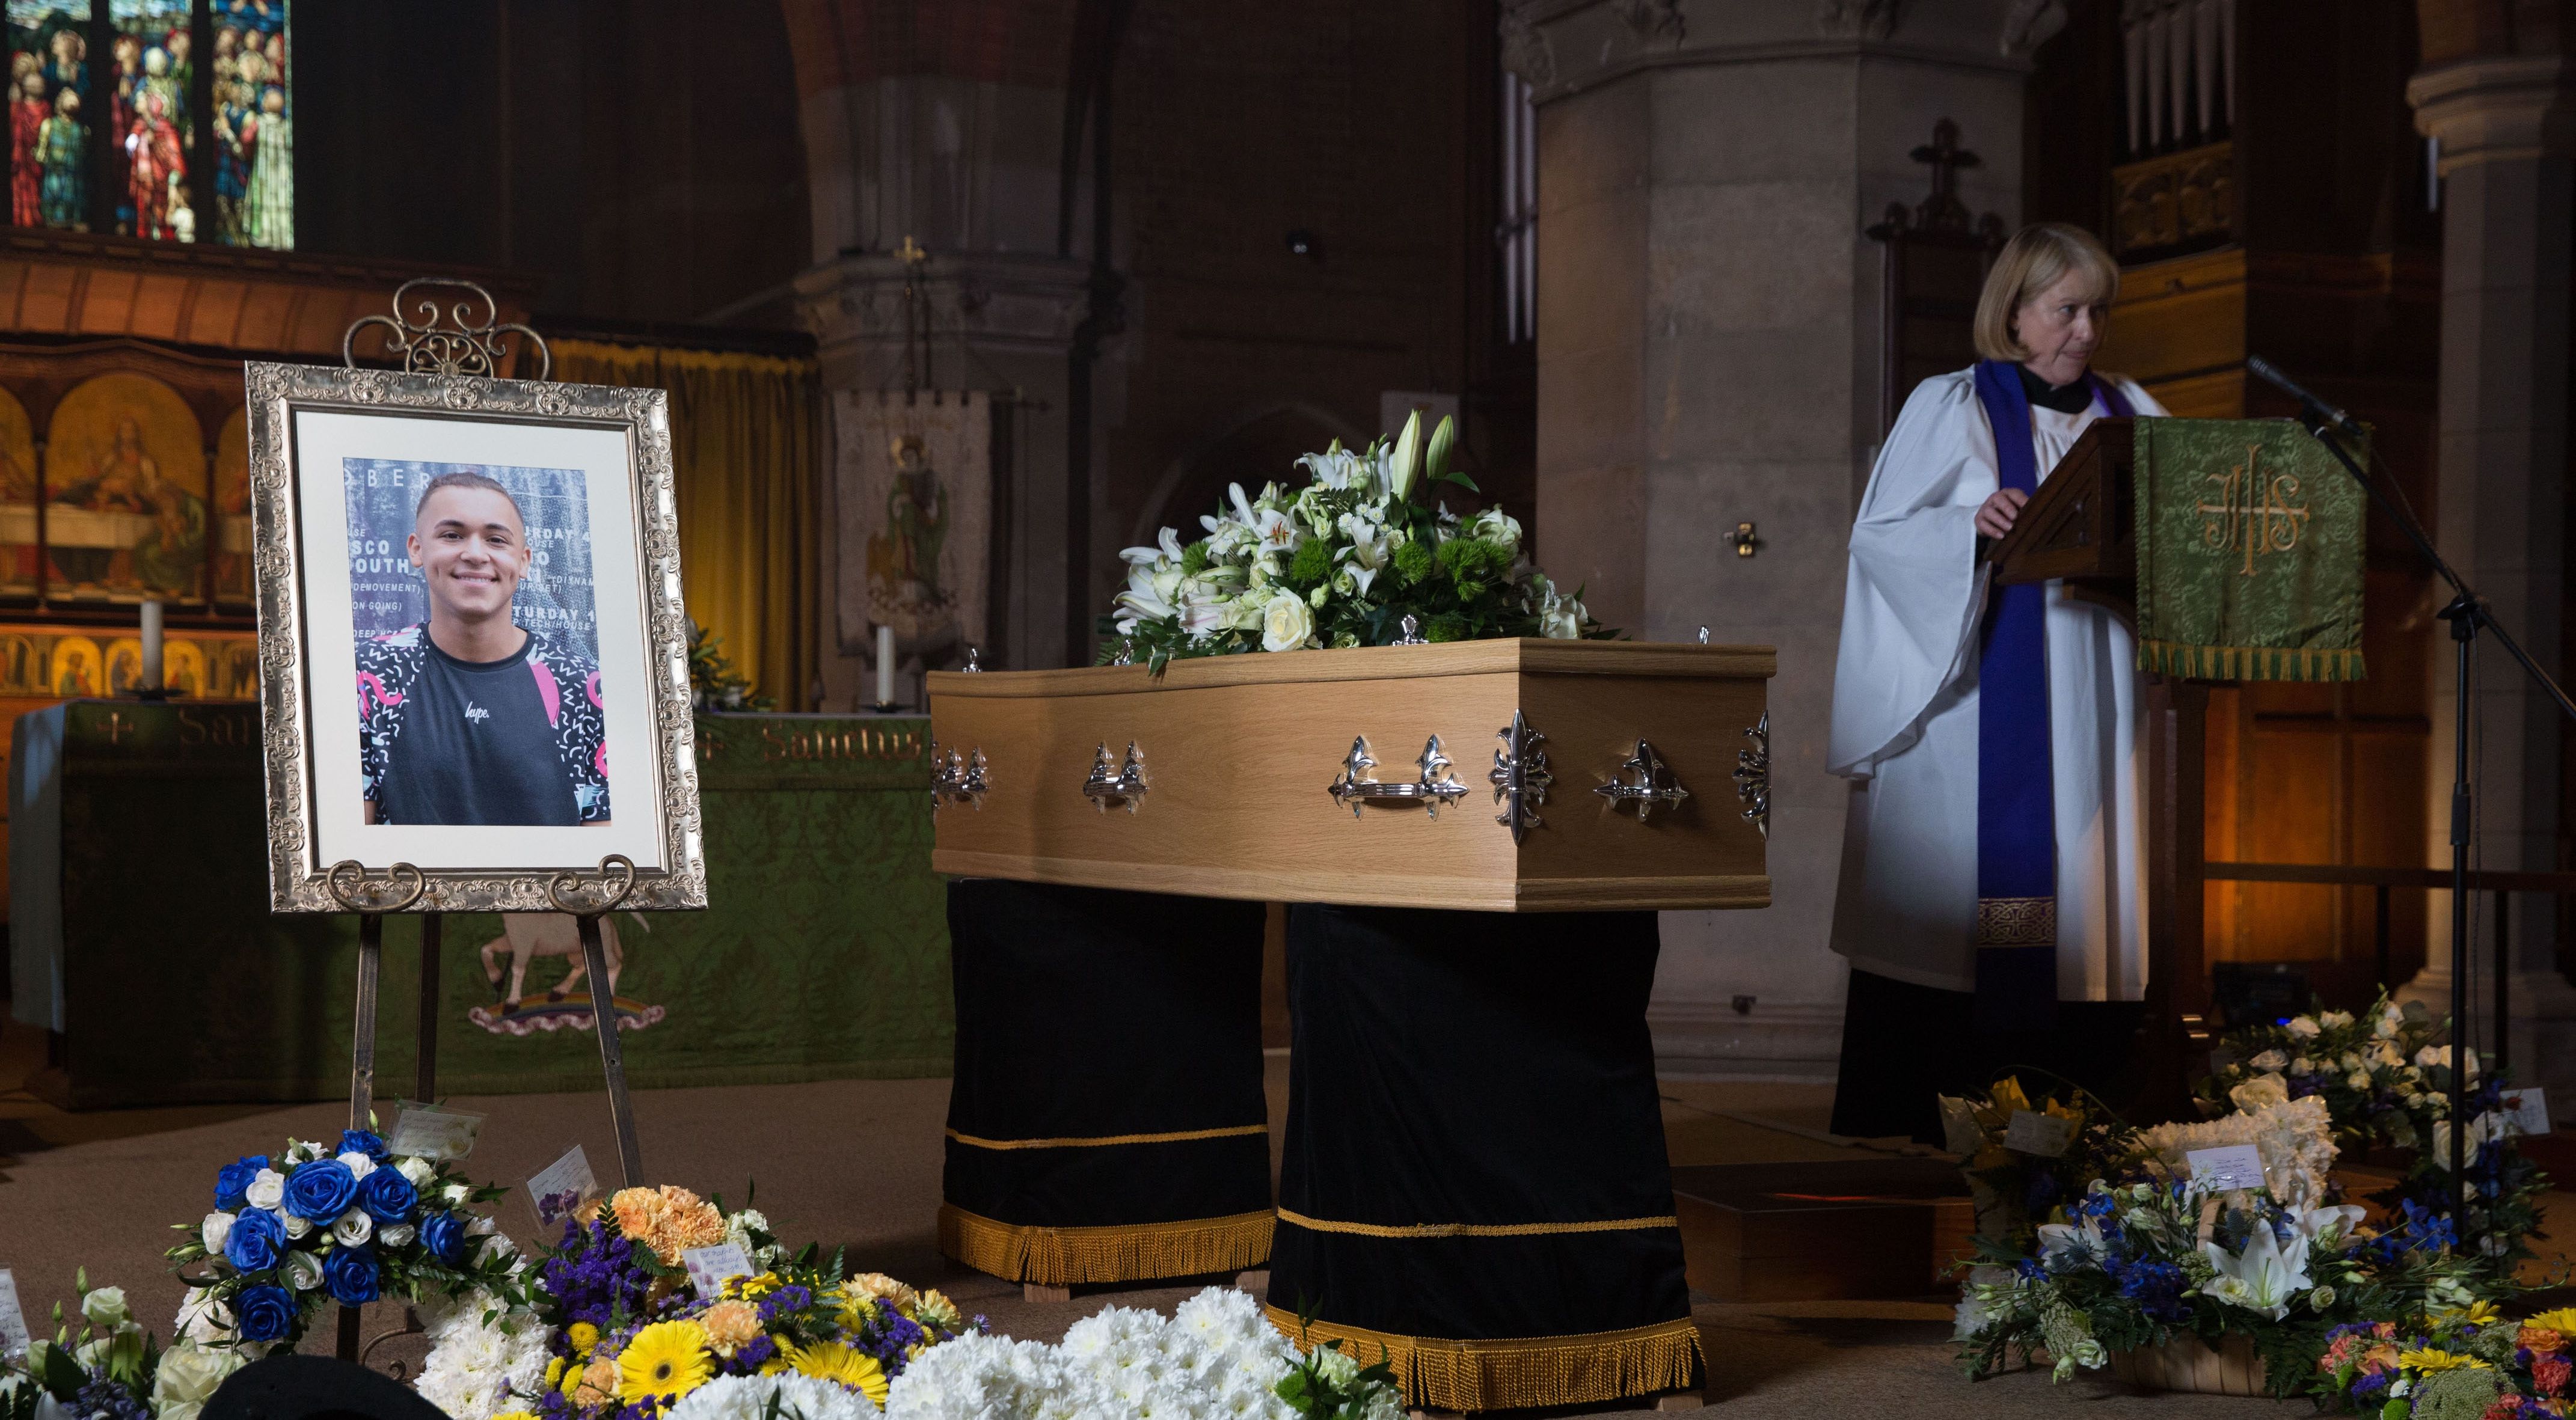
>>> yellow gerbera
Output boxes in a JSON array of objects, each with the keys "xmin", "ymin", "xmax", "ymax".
[
  {"xmin": 491, "ymin": 1412, "xmax": 538, "ymax": 1420},
  {"xmin": 725, "ymin": 1272, "xmax": 783, "ymax": 1301},
  {"xmin": 2399, "ymin": 1348, "xmax": 2491, "ymax": 1373},
  {"xmin": 785, "ymin": 1341, "xmax": 891, "ymax": 1406},
  {"xmin": 2531, "ymin": 1308, "xmax": 2576, "ymax": 1336},
  {"xmin": 615, "ymin": 1320, "xmax": 716, "ymax": 1405}
]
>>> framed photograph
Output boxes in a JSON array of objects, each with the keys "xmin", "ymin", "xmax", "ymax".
[{"xmin": 246, "ymin": 360, "xmax": 706, "ymax": 912}]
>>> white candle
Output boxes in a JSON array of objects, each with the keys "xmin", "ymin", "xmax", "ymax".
[
  {"xmin": 876, "ymin": 625, "xmax": 896, "ymax": 708},
  {"xmin": 139, "ymin": 601, "xmax": 163, "ymax": 691}
]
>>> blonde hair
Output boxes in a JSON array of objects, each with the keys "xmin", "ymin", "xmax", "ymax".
[{"xmin": 1973, "ymin": 224, "xmax": 2120, "ymax": 363}]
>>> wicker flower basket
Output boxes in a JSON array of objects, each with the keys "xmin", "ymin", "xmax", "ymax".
[{"xmin": 2108, "ymin": 1335, "xmax": 2270, "ymax": 1395}]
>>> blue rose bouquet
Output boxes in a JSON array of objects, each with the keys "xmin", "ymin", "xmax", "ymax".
[{"xmin": 162, "ymin": 1130, "xmax": 527, "ymax": 1356}]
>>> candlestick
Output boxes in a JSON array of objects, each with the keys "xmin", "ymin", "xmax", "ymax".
[
  {"xmin": 875, "ymin": 625, "xmax": 897, "ymax": 709},
  {"xmin": 140, "ymin": 600, "xmax": 163, "ymax": 691}
]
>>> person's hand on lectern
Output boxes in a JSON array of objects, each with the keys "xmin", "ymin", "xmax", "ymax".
[{"xmin": 1975, "ymin": 488, "xmax": 2028, "ymax": 539}]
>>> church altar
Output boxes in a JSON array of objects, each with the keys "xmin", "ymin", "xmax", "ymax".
[{"xmin": 8, "ymin": 702, "xmax": 950, "ymax": 1109}]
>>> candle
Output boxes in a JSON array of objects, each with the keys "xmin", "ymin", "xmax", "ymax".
[
  {"xmin": 140, "ymin": 600, "xmax": 163, "ymax": 692},
  {"xmin": 875, "ymin": 625, "xmax": 896, "ymax": 708}
]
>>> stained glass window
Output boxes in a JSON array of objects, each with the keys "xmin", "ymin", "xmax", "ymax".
[
  {"xmin": 109, "ymin": 0, "xmax": 187, "ymax": 239},
  {"xmin": 7, "ymin": 2, "xmax": 87, "ymax": 231},
  {"xmin": 211, "ymin": 0, "xmax": 285, "ymax": 248}
]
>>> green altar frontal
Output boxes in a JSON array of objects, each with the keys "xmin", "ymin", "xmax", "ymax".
[{"xmin": 7, "ymin": 702, "xmax": 951, "ymax": 1109}]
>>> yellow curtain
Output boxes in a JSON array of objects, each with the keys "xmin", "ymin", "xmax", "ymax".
[{"xmin": 550, "ymin": 340, "xmax": 821, "ymax": 708}]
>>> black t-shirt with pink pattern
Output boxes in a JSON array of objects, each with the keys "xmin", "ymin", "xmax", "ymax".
[{"xmin": 355, "ymin": 622, "xmax": 609, "ymax": 827}]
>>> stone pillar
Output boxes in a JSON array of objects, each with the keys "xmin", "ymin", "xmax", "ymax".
[
  {"xmin": 2403, "ymin": 54, "xmax": 2576, "ymax": 1092},
  {"xmin": 783, "ymin": 1, "xmax": 1097, "ymax": 694},
  {"xmin": 1519, "ymin": 0, "xmax": 2034, "ymax": 1077}
]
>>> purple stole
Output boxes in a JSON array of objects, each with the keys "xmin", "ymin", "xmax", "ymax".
[{"xmin": 1969, "ymin": 361, "xmax": 2135, "ymax": 1032}]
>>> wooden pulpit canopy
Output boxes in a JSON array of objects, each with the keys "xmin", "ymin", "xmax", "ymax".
[{"xmin": 1983, "ymin": 416, "xmax": 2138, "ymax": 617}]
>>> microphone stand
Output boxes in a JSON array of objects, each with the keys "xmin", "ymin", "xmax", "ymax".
[{"xmin": 2275, "ymin": 391, "xmax": 2576, "ymax": 1240}]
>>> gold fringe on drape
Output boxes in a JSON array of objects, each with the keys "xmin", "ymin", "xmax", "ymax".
[
  {"xmin": 2135, "ymin": 640, "xmax": 2367, "ymax": 682},
  {"xmin": 1265, "ymin": 1306, "xmax": 1704, "ymax": 1413},
  {"xmin": 937, "ymin": 1203, "xmax": 1275, "ymax": 1285},
  {"xmin": 550, "ymin": 339, "xmax": 821, "ymax": 707}
]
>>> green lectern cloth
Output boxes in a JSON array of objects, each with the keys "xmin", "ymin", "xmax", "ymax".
[{"xmin": 2131, "ymin": 417, "xmax": 2366, "ymax": 681}]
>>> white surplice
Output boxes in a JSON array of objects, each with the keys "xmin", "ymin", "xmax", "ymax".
[{"xmin": 1826, "ymin": 367, "xmax": 2168, "ymax": 1003}]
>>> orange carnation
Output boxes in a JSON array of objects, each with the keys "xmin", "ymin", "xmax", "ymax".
[
  {"xmin": 2524, "ymin": 1327, "xmax": 2566, "ymax": 1355},
  {"xmin": 700, "ymin": 1300, "xmax": 761, "ymax": 1356}
]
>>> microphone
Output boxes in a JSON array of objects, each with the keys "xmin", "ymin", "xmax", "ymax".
[{"xmin": 2246, "ymin": 355, "xmax": 2365, "ymax": 437}]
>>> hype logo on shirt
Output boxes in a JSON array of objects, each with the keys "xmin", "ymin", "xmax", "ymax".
[{"xmin": 465, "ymin": 702, "xmax": 491, "ymax": 725}]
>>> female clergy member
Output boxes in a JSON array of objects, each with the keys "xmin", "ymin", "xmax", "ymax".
[{"xmin": 1823, "ymin": 223, "xmax": 2166, "ymax": 1141}]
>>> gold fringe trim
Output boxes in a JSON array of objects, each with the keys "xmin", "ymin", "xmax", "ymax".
[
  {"xmin": 1275, "ymin": 1206, "xmax": 1678, "ymax": 1240},
  {"xmin": 1265, "ymin": 1306, "xmax": 1703, "ymax": 1412},
  {"xmin": 945, "ymin": 1124, "xmax": 1269, "ymax": 1151},
  {"xmin": 2136, "ymin": 639, "xmax": 2367, "ymax": 683},
  {"xmin": 938, "ymin": 1203, "xmax": 1275, "ymax": 1285}
]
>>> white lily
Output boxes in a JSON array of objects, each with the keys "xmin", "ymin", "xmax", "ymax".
[
  {"xmin": 2199, "ymin": 1225, "xmax": 2311, "ymax": 1321},
  {"xmin": 1339, "ymin": 513, "xmax": 1395, "ymax": 596},
  {"xmin": 2281, "ymin": 1202, "xmax": 2367, "ymax": 1250},
  {"xmin": 2035, "ymin": 1216, "xmax": 2112, "ymax": 1272}
]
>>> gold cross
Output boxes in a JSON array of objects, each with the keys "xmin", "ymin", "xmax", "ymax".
[{"xmin": 2195, "ymin": 444, "xmax": 2313, "ymax": 577}]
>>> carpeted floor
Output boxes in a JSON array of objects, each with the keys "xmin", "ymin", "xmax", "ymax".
[{"xmin": 0, "ymin": 1015, "xmax": 2348, "ymax": 1418}]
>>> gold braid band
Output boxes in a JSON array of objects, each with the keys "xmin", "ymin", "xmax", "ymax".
[
  {"xmin": 1265, "ymin": 1306, "xmax": 1702, "ymax": 1412},
  {"xmin": 1275, "ymin": 1207, "xmax": 1678, "ymax": 1239},
  {"xmin": 937, "ymin": 1204, "xmax": 1274, "ymax": 1285},
  {"xmin": 944, "ymin": 1124, "xmax": 1269, "ymax": 1151}
]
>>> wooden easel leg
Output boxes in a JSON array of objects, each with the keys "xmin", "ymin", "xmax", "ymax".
[
  {"xmin": 577, "ymin": 912, "xmax": 644, "ymax": 1187},
  {"xmin": 417, "ymin": 914, "xmax": 441, "ymax": 1103}
]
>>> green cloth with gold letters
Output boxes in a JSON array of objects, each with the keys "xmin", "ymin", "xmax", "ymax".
[
  {"xmin": 7, "ymin": 702, "xmax": 949, "ymax": 1109},
  {"xmin": 2131, "ymin": 417, "xmax": 2367, "ymax": 681}
]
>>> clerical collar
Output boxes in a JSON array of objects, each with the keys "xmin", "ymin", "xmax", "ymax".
[{"xmin": 2017, "ymin": 365, "xmax": 2094, "ymax": 414}]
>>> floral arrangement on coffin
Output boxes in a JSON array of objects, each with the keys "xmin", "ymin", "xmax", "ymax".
[
  {"xmin": 414, "ymin": 1183, "xmax": 969, "ymax": 1420},
  {"xmin": 0, "ymin": 1272, "xmax": 248, "ymax": 1420},
  {"xmin": 2199, "ymin": 995, "xmax": 2551, "ymax": 1274},
  {"xmin": 1955, "ymin": 1169, "xmax": 2502, "ymax": 1397},
  {"xmin": 161, "ymin": 1130, "xmax": 528, "ymax": 1357},
  {"xmin": 882, "ymin": 1287, "xmax": 1404, "ymax": 1420},
  {"xmin": 2310, "ymin": 1303, "xmax": 2576, "ymax": 1417},
  {"xmin": 1106, "ymin": 411, "xmax": 1605, "ymax": 669}
]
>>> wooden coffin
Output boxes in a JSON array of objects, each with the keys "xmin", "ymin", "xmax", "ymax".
[{"xmin": 925, "ymin": 638, "xmax": 1772, "ymax": 913}]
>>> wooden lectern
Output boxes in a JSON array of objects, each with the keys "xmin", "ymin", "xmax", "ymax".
[{"xmin": 1984, "ymin": 417, "xmax": 2211, "ymax": 1120}]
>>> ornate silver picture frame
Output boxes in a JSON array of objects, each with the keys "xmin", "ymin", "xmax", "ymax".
[{"xmin": 247, "ymin": 359, "xmax": 707, "ymax": 913}]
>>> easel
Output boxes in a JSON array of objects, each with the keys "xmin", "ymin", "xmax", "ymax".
[{"xmin": 312, "ymin": 282, "xmax": 655, "ymax": 1363}]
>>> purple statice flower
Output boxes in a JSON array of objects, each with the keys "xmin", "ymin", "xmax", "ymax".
[
  {"xmin": 538, "ymin": 1219, "xmax": 656, "ymax": 1344},
  {"xmin": 74, "ymin": 1377, "xmax": 150, "ymax": 1420},
  {"xmin": 848, "ymin": 1305, "xmax": 928, "ymax": 1375},
  {"xmin": 731, "ymin": 1335, "xmax": 777, "ymax": 1373}
]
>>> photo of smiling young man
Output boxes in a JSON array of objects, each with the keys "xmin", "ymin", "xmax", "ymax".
[{"xmin": 352, "ymin": 469, "xmax": 610, "ymax": 827}]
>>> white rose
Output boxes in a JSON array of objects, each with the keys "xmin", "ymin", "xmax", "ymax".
[
  {"xmin": 80, "ymin": 1287, "xmax": 129, "ymax": 1330},
  {"xmin": 2291, "ymin": 1057, "xmax": 2314, "ymax": 1074},
  {"xmin": 283, "ymin": 1251, "xmax": 324, "ymax": 1291},
  {"xmin": 244, "ymin": 1169, "xmax": 285, "ymax": 1211},
  {"xmin": 278, "ymin": 1210, "xmax": 312, "ymax": 1240},
  {"xmin": 333, "ymin": 1209, "xmax": 373, "ymax": 1246},
  {"xmin": 2348, "ymin": 1071, "xmax": 2372, "ymax": 1091},
  {"xmin": 379, "ymin": 1223, "xmax": 416, "ymax": 1249},
  {"xmin": 443, "ymin": 1183, "xmax": 471, "ymax": 1206},
  {"xmin": 153, "ymin": 1342, "xmax": 244, "ymax": 1420},
  {"xmin": 2250, "ymin": 1049, "xmax": 2288, "ymax": 1073},
  {"xmin": 174, "ymin": 1290, "xmax": 231, "ymax": 1346},
  {"xmin": 2320, "ymin": 1011, "xmax": 2355, "ymax": 1029},
  {"xmin": 1259, "ymin": 591, "xmax": 1314, "ymax": 653},
  {"xmin": 1469, "ymin": 507, "xmax": 1522, "ymax": 555},
  {"xmin": 1540, "ymin": 595, "xmax": 1584, "ymax": 640},
  {"xmin": 2286, "ymin": 1017, "xmax": 2322, "ymax": 1038},
  {"xmin": 199, "ymin": 1213, "xmax": 233, "ymax": 1255},
  {"xmin": 397, "ymin": 1157, "xmax": 436, "ymax": 1187},
  {"xmin": 336, "ymin": 1151, "xmax": 376, "ymax": 1181}
]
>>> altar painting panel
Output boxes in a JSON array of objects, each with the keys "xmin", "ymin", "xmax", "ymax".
[
  {"xmin": 0, "ymin": 385, "xmax": 37, "ymax": 596},
  {"xmin": 213, "ymin": 404, "xmax": 248, "ymax": 602},
  {"xmin": 43, "ymin": 372, "xmax": 208, "ymax": 604}
]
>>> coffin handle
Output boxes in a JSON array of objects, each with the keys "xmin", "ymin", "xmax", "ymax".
[{"xmin": 1328, "ymin": 735, "xmax": 1470, "ymax": 819}]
